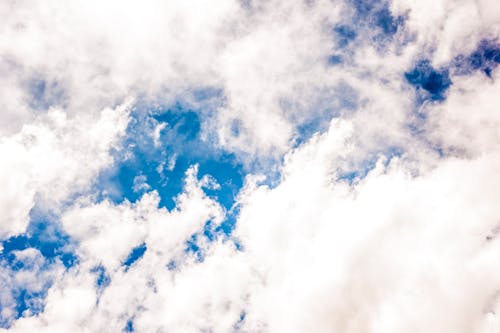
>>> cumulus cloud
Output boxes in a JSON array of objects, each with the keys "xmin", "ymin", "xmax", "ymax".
[
  {"xmin": 0, "ymin": 102, "xmax": 130, "ymax": 238},
  {"xmin": 1, "ymin": 0, "xmax": 500, "ymax": 332},
  {"xmin": 234, "ymin": 120, "xmax": 500, "ymax": 332}
]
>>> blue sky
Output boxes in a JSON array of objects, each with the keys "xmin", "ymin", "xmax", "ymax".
[{"xmin": 1, "ymin": 0, "xmax": 500, "ymax": 332}]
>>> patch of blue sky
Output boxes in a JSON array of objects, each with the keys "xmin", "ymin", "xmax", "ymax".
[
  {"xmin": 0, "ymin": 257, "xmax": 51, "ymax": 327},
  {"xmin": 98, "ymin": 98, "xmax": 245, "ymax": 215},
  {"xmin": 14, "ymin": 289, "xmax": 46, "ymax": 318},
  {"xmin": 185, "ymin": 234, "xmax": 204, "ymax": 262},
  {"xmin": 405, "ymin": 39, "xmax": 499, "ymax": 111},
  {"xmin": 0, "ymin": 208, "xmax": 77, "ymax": 270},
  {"xmin": 373, "ymin": 6, "xmax": 404, "ymax": 36},
  {"xmin": 405, "ymin": 59, "xmax": 452, "ymax": 102},
  {"xmin": 0, "ymin": 288, "xmax": 47, "ymax": 328},
  {"xmin": 124, "ymin": 318, "xmax": 134, "ymax": 332},
  {"xmin": 349, "ymin": 0, "xmax": 405, "ymax": 38},
  {"xmin": 327, "ymin": 0, "xmax": 405, "ymax": 67},
  {"xmin": 97, "ymin": 91, "xmax": 247, "ymax": 265},
  {"xmin": 337, "ymin": 146, "xmax": 404, "ymax": 184},
  {"xmin": 122, "ymin": 243, "xmax": 147, "ymax": 270},
  {"xmin": 184, "ymin": 207, "xmax": 244, "ymax": 264},
  {"xmin": 327, "ymin": 54, "xmax": 343, "ymax": 66},
  {"xmin": 0, "ymin": 207, "xmax": 77, "ymax": 327},
  {"xmin": 296, "ymin": 116, "xmax": 333, "ymax": 145},
  {"xmin": 27, "ymin": 77, "xmax": 65, "ymax": 111},
  {"xmin": 452, "ymin": 39, "xmax": 500, "ymax": 78},
  {"xmin": 90, "ymin": 265, "xmax": 111, "ymax": 290},
  {"xmin": 333, "ymin": 25, "xmax": 357, "ymax": 48},
  {"xmin": 166, "ymin": 259, "xmax": 177, "ymax": 271},
  {"xmin": 287, "ymin": 83, "xmax": 359, "ymax": 148}
]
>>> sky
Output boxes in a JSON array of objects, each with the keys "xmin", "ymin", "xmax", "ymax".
[{"xmin": 0, "ymin": 0, "xmax": 500, "ymax": 332}]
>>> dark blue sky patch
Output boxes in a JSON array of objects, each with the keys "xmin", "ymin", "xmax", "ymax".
[
  {"xmin": 405, "ymin": 60, "xmax": 452, "ymax": 102},
  {"xmin": 333, "ymin": 25, "xmax": 357, "ymax": 48},
  {"xmin": 1, "ymin": 236, "xmax": 31, "ymax": 269},
  {"xmin": 124, "ymin": 318, "xmax": 134, "ymax": 332},
  {"xmin": 453, "ymin": 39, "xmax": 500, "ymax": 78},
  {"xmin": 374, "ymin": 7, "xmax": 404, "ymax": 36},
  {"xmin": 122, "ymin": 243, "xmax": 147, "ymax": 270},
  {"xmin": 14, "ymin": 289, "xmax": 46, "ymax": 320}
]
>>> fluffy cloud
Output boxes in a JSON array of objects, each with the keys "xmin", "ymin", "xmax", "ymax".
[
  {"xmin": 6, "ymin": 118, "xmax": 500, "ymax": 332},
  {"xmin": 0, "ymin": 0, "xmax": 415, "ymax": 158},
  {"xmin": 0, "ymin": 102, "xmax": 130, "ymax": 238},
  {"xmin": 1, "ymin": 0, "xmax": 500, "ymax": 332},
  {"xmin": 4, "ymin": 166, "xmax": 248, "ymax": 332},
  {"xmin": 0, "ymin": 249, "xmax": 64, "ymax": 327},
  {"xmin": 425, "ymin": 70, "xmax": 500, "ymax": 156},
  {"xmin": 234, "ymin": 120, "xmax": 500, "ymax": 332}
]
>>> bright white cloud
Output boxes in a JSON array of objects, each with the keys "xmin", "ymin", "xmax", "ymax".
[
  {"xmin": 0, "ymin": 102, "xmax": 130, "ymax": 238},
  {"xmin": 234, "ymin": 120, "xmax": 500, "ymax": 332}
]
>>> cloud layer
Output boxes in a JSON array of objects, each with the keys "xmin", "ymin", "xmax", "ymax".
[{"xmin": 1, "ymin": 0, "xmax": 500, "ymax": 332}]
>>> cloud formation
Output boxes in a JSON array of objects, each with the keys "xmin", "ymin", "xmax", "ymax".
[{"xmin": 1, "ymin": 0, "xmax": 500, "ymax": 332}]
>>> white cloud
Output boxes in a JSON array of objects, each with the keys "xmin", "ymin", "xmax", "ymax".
[
  {"xmin": 232, "ymin": 123, "xmax": 500, "ymax": 331},
  {"xmin": 392, "ymin": 0, "xmax": 500, "ymax": 65},
  {"xmin": 0, "ymin": 102, "xmax": 130, "ymax": 238},
  {"xmin": 5, "ymin": 166, "xmax": 244, "ymax": 332},
  {"xmin": 1, "ymin": 0, "xmax": 500, "ymax": 332},
  {"xmin": 0, "ymin": 0, "xmax": 417, "ymax": 159},
  {"xmin": 0, "ymin": 249, "xmax": 64, "ymax": 327},
  {"xmin": 6, "ymin": 112, "xmax": 500, "ymax": 332},
  {"xmin": 425, "ymin": 70, "xmax": 500, "ymax": 156}
]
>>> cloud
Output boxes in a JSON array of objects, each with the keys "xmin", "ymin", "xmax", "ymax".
[
  {"xmin": 0, "ymin": 0, "xmax": 413, "ymax": 159},
  {"xmin": 0, "ymin": 248, "xmax": 63, "ymax": 327},
  {"xmin": 425, "ymin": 69, "xmax": 500, "ymax": 156},
  {"xmin": 234, "ymin": 119, "xmax": 500, "ymax": 332},
  {"xmin": 0, "ymin": 102, "xmax": 130, "ymax": 238},
  {"xmin": 6, "ymin": 117, "xmax": 500, "ymax": 332},
  {"xmin": 4, "ymin": 166, "xmax": 244, "ymax": 332},
  {"xmin": 1, "ymin": 0, "xmax": 500, "ymax": 331}
]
